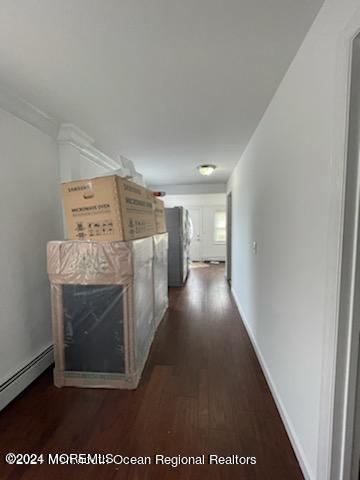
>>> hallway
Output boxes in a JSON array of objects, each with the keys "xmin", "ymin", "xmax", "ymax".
[{"xmin": 0, "ymin": 265, "xmax": 303, "ymax": 480}]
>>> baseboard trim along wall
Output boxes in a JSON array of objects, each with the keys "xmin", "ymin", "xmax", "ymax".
[
  {"xmin": 230, "ymin": 287, "xmax": 313, "ymax": 480},
  {"xmin": 0, "ymin": 346, "xmax": 53, "ymax": 412}
]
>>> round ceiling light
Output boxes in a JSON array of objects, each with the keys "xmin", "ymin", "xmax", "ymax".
[{"xmin": 197, "ymin": 164, "xmax": 217, "ymax": 176}]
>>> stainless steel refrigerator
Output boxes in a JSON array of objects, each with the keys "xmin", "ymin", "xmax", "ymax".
[{"xmin": 165, "ymin": 206, "xmax": 191, "ymax": 287}]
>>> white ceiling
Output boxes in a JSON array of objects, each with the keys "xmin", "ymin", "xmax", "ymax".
[{"xmin": 0, "ymin": 0, "xmax": 323, "ymax": 186}]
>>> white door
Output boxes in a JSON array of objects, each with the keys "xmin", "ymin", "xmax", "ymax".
[{"xmin": 187, "ymin": 207, "xmax": 201, "ymax": 261}]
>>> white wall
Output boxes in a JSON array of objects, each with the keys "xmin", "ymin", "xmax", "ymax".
[
  {"xmin": 0, "ymin": 107, "xmax": 62, "ymax": 399},
  {"xmin": 164, "ymin": 193, "xmax": 226, "ymax": 207},
  {"xmin": 164, "ymin": 193, "xmax": 226, "ymax": 261},
  {"xmin": 227, "ymin": 1, "xmax": 360, "ymax": 479}
]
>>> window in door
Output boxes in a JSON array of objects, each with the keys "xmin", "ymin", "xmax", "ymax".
[{"xmin": 214, "ymin": 211, "xmax": 226, "ymax": 243}]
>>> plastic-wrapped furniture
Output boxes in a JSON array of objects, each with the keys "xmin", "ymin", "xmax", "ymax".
[
  {"xmin": 153, "ymin": 233, "xmax": 169, "ymax": 329},
  {"xmin": 47, "ymin": 238, "xmax": 154, "ymax": 389},
  {"xmin": 165, "ymin": 207, "xmax": 191, "ymax": 287}
]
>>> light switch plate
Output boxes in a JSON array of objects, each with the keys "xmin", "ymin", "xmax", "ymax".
[{"xmin": 252, "ymin": 241, "xmax": 258, "ymax": 254}]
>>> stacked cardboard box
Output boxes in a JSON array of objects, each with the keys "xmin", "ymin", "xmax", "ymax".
[
  {"xmin": 153, "ymin": 197, "xmax": 167, "ymax": 235},
  {"xmin": 46, "ymin": 175, "xmax": 168, "ymax": 389},
  {"xmin": 153, "ymin": 233, "xmax": 169, "ymax": 329},
  {"xmin": 61, "ymin": 175, "xmax": 166, "ymax": 242},
  {"xmin": 47, "ymin": 239, "xmax": 155, "ymax": 389}
]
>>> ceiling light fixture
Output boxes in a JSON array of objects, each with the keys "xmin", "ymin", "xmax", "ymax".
[{"xmin": 197, "ymin": 164, "xmax": 217, "ymax": 176}]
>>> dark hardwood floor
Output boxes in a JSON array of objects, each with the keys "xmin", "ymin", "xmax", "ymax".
[{"xmin": 0, "ymin": 264, "xmax": 304, "ymax": 480}]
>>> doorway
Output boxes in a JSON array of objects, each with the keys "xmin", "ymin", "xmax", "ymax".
[
  {"xmin": 332, "ymin": 33, "xmax": 360, "ymax": 480},
  {"xmin": 226, "ymin": 192, "xmax": 232, "ymax": 283},
  {"xmin": 187, "ymin": 207, "xmax": 202, "ymax": 261}
]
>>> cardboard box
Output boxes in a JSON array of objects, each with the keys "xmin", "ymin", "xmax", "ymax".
[
  {"xmin": 154, "ymin": 197, "xmax": 167, "ymax": 233},
  {"xmin": 61, "ymin": 175, "xmax": 156, "ymax": 241},
  {"xmin": 153, "ymin": 233, "xmax": 168, "ymax": 329}
]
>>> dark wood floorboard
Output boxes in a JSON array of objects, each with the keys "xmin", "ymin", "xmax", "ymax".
[{"xmin": 0, "ymin": 264, "xmax": 304, "ymax": 480}]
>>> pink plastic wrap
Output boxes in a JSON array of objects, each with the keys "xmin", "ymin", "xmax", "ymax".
[
  {"xmin": 153, "ymin": 233, "xmax": 169, "ymax": 328},
  {"xmin": 47, "ymin": 241, "xmax": 132, "ymax": 284},
  {"xmin": 47, "ymin": 238, "xmax": 154, "ymax": 389}
]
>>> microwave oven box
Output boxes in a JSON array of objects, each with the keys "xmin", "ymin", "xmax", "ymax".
[
  {"xmin": 61, "ymin": 175, "xmax": 156, "ymax": 242},
  {"xmin": 153, "ymin": 197, "xmax": 166, "ymax": 234}
]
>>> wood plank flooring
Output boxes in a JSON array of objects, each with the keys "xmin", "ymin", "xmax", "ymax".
[{"xmin": 0, "ymin": 264, "xmax": 304, "ymax": 480}]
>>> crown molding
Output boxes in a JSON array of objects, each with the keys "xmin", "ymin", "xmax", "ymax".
[
  {"xmin": 57, "ymin": 123, "xmax": 123, "ymax": 171},
  {"xmin": 0, "ymin": 84, "xmax": 58, "ymax": 138},
  {"xmin": 0, "ymin": 86, "xmax": 126, "ymax": 174},
  {"xmin": 57, "ymin": 122, "xmax": 94, "ymax": 147}
]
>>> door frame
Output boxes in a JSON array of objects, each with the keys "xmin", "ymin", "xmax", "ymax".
[
  {"xmin": 330, "ymin": 30, "xmax": 360, "ymax": 480},
  {"xmin": 187, "ymin": 206, "xmax": 202, "ymax": 261},
  {"xmin": 226, "ymin": 192, "xmax": 232, "ymax": 282},
  {"xmin": 286, "ymin": 9, "xmax": 360, "ymax": 479},
  {"xmin": 320, "ymin": 15, "xmax": 360, "ymax": 480}
]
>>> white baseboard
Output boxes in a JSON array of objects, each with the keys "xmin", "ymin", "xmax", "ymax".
[
  {"xmin": 0, "ymin": 346, "xmax": 53, "ymax": 411},
  {"xmin": 201, "ymin": 257, "xmax": 226, "ymax": 262},
  {"xmin": 231, "ymin": 287, "xmax": 314, "ymax": 480}
]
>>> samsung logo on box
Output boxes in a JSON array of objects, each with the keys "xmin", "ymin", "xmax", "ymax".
[{"xmin": 68, "ymin": 185, "xmax": 90, "ymax": 193}]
